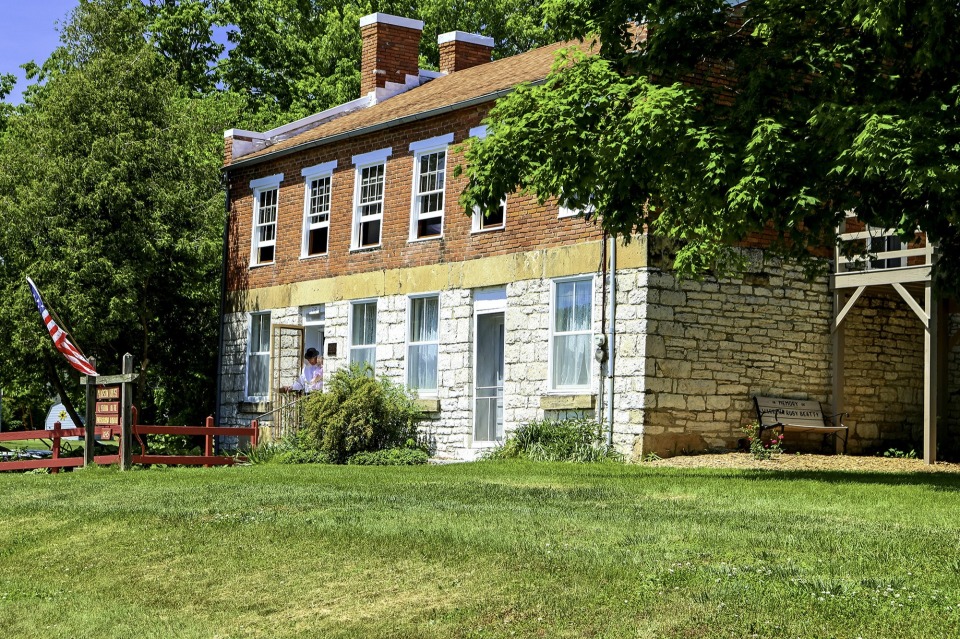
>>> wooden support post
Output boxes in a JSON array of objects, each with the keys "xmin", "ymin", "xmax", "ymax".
[
  {"xmin": 251, "ymin": 419, "xmax": 260, "ymax": 449},
  {"xmin": 120, "ymin": 353, "xmax": 134, "ymax": 470},
  {"xmin": 84, "ymin": 357, "xmax": 96, "ymax": 467},
  {"xmin": 205, "ymin": 415, "xmax": 214, "ymax": 466},
  {"xmin": 923, "ymin": 285, "xmax": 939, "ymax": 465},
  {"xmin": 832, "ymin": 291, "xmax": 846, "ymax": 454},
  {"xmin": 51, "ymin": 421, "xmax": 61, "ymax": 475}
]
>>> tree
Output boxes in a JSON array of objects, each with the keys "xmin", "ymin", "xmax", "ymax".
[
  {"xmin": 217, "ymin": 0, "xmax": 553, "ymax": 128},
  {"xmin": 460, "ymin": 0, "xmax": 960, "ymax": 289},
  {"xmin": 0, "ymin": 0, "xmax": 241, "ymax": 424}
]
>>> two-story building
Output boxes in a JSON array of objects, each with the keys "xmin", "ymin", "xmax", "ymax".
[{"xmin": 219, "ymin": 13, "xmax": 960, "ymax": 461}]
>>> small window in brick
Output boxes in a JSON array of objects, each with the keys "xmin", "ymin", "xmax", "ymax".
[
  {"xmin": 472, "ymin": 198, "xmax": 506, "ymax": 232},
  {"xmin": 249, "ymin": 173, "xmax": 283, "ymax": 266},
  {"xmin": 301, "ymin": 161, "xmax": 336, "ymax": 258}
]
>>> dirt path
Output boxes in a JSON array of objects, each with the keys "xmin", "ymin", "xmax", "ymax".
[{"xmin": 644, "ymin": 452, "xmax": 960, "ymax": 473}]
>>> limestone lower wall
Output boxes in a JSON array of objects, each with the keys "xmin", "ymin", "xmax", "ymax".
[{"xmin": 640, "ymin": 253, "xmax": 835, "ymax": 455}]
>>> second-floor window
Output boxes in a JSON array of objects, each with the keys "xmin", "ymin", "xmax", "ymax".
[
  {"xmin": 301, "ymin": 161, "xmax": 337, "ymax": 257},
  {"xmin": 410, "ymin": 134, "xmax": 452, "ymax": 240},
  {"xmin": 352, "ymin": 148, "xmax": 391, "ymax": 249},
  {"xmin": 250, "ymin": 173, "xmax": 283, "ymax": 266},
  {"xmin": 472, "ymin": 198, "xmax": 506, "ymax": 232}
]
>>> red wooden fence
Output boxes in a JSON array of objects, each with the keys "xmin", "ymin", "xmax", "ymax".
[{"xmin": 0, "ymin": 416, "xmax": 260, "ymax": 472}]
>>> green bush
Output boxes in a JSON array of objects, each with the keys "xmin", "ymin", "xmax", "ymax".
[
  {"xmin": 300, "ymin": 364, "xmax": 422, "ymax": 463},
  {"xmin": 347, "ymin": 447, "xmax": 429, "ymax": 466},
  {"xmin": 485, "ymin": 418, "xmax": 622, "ymax": 463}
]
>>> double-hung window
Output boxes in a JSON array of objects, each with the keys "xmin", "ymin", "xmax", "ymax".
[
  {"xmin": 250, "ymin": 174, "xmax": 283, "ymax": 265},
  {"xmin": 246, "ymin": 312, "xmax": 271, "ymax": 400},
  {"xmin": 550, "ymin": 277, "xmax": 593, "ymax": 390},
  {"xmin": 301, "ymin": 161, "xmax": 336, "ymax": 257},
  {"xmin": 407, "ymin": 295, "xmax": 439, "ymax": 393},
  {"xmin": 351, "ymin": 148, "xmax": 391, "ymax": 249},
  {"xmin": 350, "ymin": 300, "xmax": 377, "ymax": 370},
  {"xmin": 409, "ymin": 134, "xmax": 453, "ymax": 240}
]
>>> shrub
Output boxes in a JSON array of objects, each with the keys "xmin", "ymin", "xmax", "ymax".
[
  {"xmin": 486, "ymin": 418, "xmax": 621, "ymax": 463},
  {"xmin": 347, "ymin": 447, "xmax": 429, "ymax": 466},
  {"xmin": 742, "ymin": 423, "xmax": 784, "ymax": 460},
  {"xmin": 300, "ymin": 364, "xmax": 422, "ymax": 463}
]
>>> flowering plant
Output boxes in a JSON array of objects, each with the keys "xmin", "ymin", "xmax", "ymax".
[{"xmin": 742, "ymin": 423, "xmax": 784, "ymax": 460}]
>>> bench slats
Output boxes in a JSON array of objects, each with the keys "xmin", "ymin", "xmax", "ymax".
[{"xmin": 753, "ymin": 396, "xmax": 848, "ymax": 452}]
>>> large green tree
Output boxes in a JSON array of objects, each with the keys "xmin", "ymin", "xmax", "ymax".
[
  {"xmin": 217, "ymin": 0, "xmax": 552, "ymax": 128},
  {"xmin": 461, "ymin": 0, "xmax": 960, "ymax": 288},
  {"xmin": 0, "ymin": 0, "xmax": 240, "ymax": 424}
]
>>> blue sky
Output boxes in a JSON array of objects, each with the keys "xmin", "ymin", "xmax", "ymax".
[{"xmin": 1, "ymin": 1, "xmax": 79, "ymax": 104}]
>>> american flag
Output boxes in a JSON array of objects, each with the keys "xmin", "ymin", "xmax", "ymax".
[{"xmin": 26, "ymin": 277, "xmax": 98, "ymax": 377}]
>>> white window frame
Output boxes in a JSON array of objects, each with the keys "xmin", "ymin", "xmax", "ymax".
[
  {"xmin": 351, "ymin": 148, "xmax": 391, "ymax": 250},
  {"xmin": 409, "ymin": 134, "xmax": 453, "ymax": 241},
  {"xmin": 245, "ymin": 311, "xmax": 271, "ymax": 401},
  {"xmin": 406, "ymin": 293, "xmax": 440, "ymax": 395},
  {"xmin": 548, "ymin": 276, "xmax": 594, "ymax": 392},
  {"xmin": 301, "ymin": 161, "xmax": 337, "ymax": 258},
  {"xmin": 349, "ymin": 299, "xmax": 378, "ymax": 371},
  {"xmin": 249, "ymin": 173, "xmax": 283, "ymax": 266},
  {"xmin": 472, "ymin": 197, "xmax": 507, "ymax": 232}
]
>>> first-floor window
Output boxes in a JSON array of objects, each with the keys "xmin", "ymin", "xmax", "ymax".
[
  {"xmin": 551, "ymin": 277, "xmax": 593, "ymax": 390},
  {"xmin": 408, "ymin": 295, "xmax": 439, "ymax": 392},
  {"xmin": 247, "ymin": 312, "xmax": 271, "ymax": 399},
  {"xmin": 350, "ymin": 300, "xmax": 377, "ymax": 370}
]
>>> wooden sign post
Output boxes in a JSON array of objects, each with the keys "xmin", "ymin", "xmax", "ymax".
[{"xmin": 81, "ymin": 353, "xmax": 138, "ymax": 470}]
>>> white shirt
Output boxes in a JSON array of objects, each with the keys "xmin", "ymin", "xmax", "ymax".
[{"xmin": 291, "ymin": 363, "xmax": 323, "ymax": 392}]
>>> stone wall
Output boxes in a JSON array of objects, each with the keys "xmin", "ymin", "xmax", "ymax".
[
  {"xmin": 639, "ymin": 252, "xmax": 835, "ymax": 456},
  {"xmin": 841, "ymin": 294, "xmax": 924, "ymax": 453}
]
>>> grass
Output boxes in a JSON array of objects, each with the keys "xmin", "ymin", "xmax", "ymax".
[{"xmin": 1, "ymin": 461, "xmax": 959, "ymax": 638}]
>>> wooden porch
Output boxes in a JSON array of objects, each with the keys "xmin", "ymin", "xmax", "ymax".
[{"xmin": 831, "ymin": 218, "xmax": 957, "ymax": 464}]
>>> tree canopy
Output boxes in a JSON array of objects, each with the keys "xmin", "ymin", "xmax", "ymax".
[
  {"xmin": 460, "ymin": 0, "xmax": 960, "ymax": 289},
  {"xmin": 0, "ymin": 0, "xmax": 552, "ymax": 422}
]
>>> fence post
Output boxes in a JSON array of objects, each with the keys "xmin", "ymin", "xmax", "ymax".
[
  {"xmin": 52, "ymin": 421, "xmax": 61, "ymax": 475},
  {"xmin": 205, "ymin": 416, "xmax": 214, "ymax": 466},
  {"xmin": 120, "ymin": 353, "xmax": 134, "ymax": 470},
  {"xmin": 251, "ymin": 419, "xmax": 259, "ymax": 449},
  {"xmin": 84, "ymin": 357, "xmax": 96, "ymax": 467}
]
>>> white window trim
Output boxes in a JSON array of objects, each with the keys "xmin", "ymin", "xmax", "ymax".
[
  {"xmin": 351, "ymin": 148, "xmax": 391, "ymax": 251},
  {"xmin": 409, "ymin": 134, "xmax": 453, "ymax": 241},
  {"xmin": 348, "ymin": 298, "xmax": 378, "ymax": 370},
  {"xmin": 471, "ymin": 197, "xmax": 507, "ymax": 233},
  {"xmin": 558, "ymin": 193, "xmax": 595, "ymax": 219},
  {"xmin": 245, "ymin": 311, "xmax": 271, "ymax": 401},
  {"xmin": 406, "ymin": 293, "xmax": 440, "ymax": 396},
  {"xmin": 547, "ymin": 275, "xmax": 594, "ymax": 393},
  {"xmin": 249, "ymin": 173, "xmax": 283, "ymax": 267},
  {"xmin": 300, "ymin": 161, "xmax": 337, "ymax": 258}
]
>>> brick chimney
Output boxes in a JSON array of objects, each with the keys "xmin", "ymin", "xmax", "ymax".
[
  {"xmin": 360, "ymin": 13, "xmax": 424, "ymax": 96},
  {"xmin": 438, "ymin": 31, "xmax": 494, "ymax": 74}
]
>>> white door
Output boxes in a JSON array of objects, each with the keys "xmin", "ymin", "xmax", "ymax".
[{"xmin": 474, "ymin": 311, "xmax": 505, "ymax": 442}]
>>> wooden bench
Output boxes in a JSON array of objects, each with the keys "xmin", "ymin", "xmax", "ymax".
[{"xmin": 753, "ymin": 396, "xmax": 848, "ymax": 453}]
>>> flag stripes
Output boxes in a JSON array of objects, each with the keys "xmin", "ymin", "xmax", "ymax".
[{"xmin": 26, "ymin": 277, "xmax": 98, "ymax": 377}]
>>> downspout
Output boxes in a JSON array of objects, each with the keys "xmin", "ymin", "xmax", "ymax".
[
  {"xmin": 606, "ymin": 236, "xmax": 617, "ymax": 448},
  {"xmin": 214, "ymin": 172, "xmax": 231, "ymax": 446},
  {"xmin": 597, "ymin": 233, "xmax": 608, "ymax": 424}
]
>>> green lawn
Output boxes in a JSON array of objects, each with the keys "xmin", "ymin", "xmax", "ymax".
[{"xmin": 1, "ymin": 461, "xmax": 958, "ymax": 638}]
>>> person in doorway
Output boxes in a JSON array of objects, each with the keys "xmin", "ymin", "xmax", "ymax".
[{"xmin": 281, "ymin": 347, "xmax": 323, "ymax": 393}]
